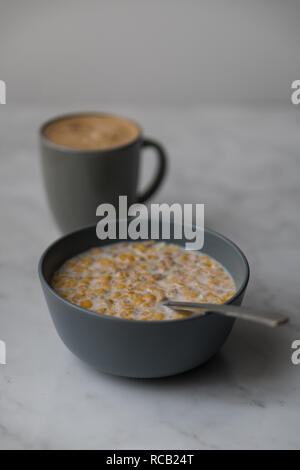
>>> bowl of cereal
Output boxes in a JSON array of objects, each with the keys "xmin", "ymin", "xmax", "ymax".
[{"xmin": 38, "ymin": 220, "xmax": 249, "ymax": 378}]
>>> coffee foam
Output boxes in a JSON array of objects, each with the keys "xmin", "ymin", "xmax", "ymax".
[{"xmin": 43, "ymin": 114, "xmax": 139, "ymax": 150}]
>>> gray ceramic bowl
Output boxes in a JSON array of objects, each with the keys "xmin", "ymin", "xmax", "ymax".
[{"xmin": 38, "ymin": 221, "xmax": 249, "ymax": 378}]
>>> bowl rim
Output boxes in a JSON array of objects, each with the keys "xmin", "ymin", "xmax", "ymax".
[{"xmin": 38, "ymin": 223, "xmax": 250, "ymax": 325}]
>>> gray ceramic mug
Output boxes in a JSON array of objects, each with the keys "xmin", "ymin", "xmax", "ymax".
[{"xmin": 40, "ymin": 113, "xmax": 168, "ymax": 233}]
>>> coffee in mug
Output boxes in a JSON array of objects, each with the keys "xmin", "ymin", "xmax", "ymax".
[
  {"xmin": 40, "ymin": 112, "xmax": 168, "ymax": 233},
  {"xmin": 43, "ymin": 114, "xmax": 140, "ymax": 151}
]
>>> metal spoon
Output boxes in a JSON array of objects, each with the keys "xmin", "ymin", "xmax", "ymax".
[{"xmin": 163, "ymin": 300, "xmax": 289, "ymax": 327}]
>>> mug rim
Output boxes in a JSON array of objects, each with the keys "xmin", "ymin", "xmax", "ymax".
[
  {"xmin": 38, "ymin": 222, "xmax": 250, "ymax": 325},
  {"xmin": 39, "ymin": 111, "xmax": 143, "ymax": 154}
]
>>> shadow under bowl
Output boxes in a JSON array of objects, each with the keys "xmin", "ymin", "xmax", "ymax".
[{"xmin": 38, "ymin": 222, "xmax": 249, "ymax": 378}]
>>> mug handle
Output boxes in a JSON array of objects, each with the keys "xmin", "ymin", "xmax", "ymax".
[{"xmin": 137, "ymin": 138, "xmax": 168, "ymax": 203}]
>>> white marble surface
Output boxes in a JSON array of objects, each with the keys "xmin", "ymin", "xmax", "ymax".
[{"xmin": 0, "ymin": 105, "xmax": 300, "ymax": 450}]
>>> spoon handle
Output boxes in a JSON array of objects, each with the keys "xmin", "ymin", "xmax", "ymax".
[{"xmin": 163, "ymin": 300, "xmax": 289, "ymax": 328}]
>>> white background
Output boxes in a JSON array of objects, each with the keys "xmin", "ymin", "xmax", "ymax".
[{"xmin": 1, "ymin": 0, "xmax": 299, "ymax": 106}]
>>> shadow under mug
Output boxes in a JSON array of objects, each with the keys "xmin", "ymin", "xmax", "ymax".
[{"xmin": 40, "ymin": 113, "xmax": 168, "ymax": 234}]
